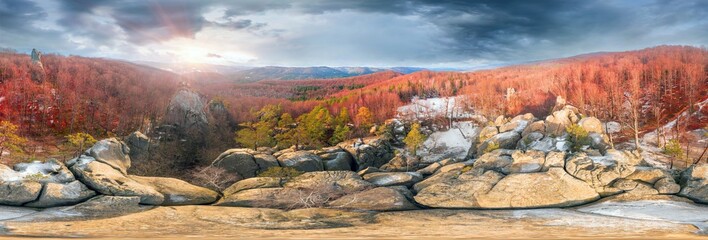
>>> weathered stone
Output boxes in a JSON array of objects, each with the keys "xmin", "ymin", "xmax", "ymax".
[
  {"xmin": 68, "ymin": 195, "xmax": 144, "ymax": 215},
  {"xmin": 12, "ymin": 159, "xmax": 75, "ymax": 183},
  {"xmin": 84, "ymin": 138, "xmax": 132, "ymax": 175},
  {"xmin": 472, "ymin": 149, "xmax": 513, "ymax": 173},
  {"xmin": 215, "ymin": 188, "xmax": 301, "ymax": 209},
  {"xmin": 504, "ymin": 150, "xmax": 545, "ymax": 173},
  {"xmin": 338, "ymin": 136, "xmax": 394, "ymax": 170},
  {"xmin": 213, "ymin": 149, "xmax": 275, "ymax": 179},
  {"xmin": 476, "ymin": 131, "xmax": 520, "ymax": 155},
  {"xmin": 544, "ymin": 106, "xmax": 580, "ymax": 137},
  {"xmin": 678, "ymin": 164, "xmax": 708, "ymax": 203},
  {"xmin": 625, "ymin": 167, "xmax": 672, "ymax": 184},
  {"xmin": 565, "ymin": 153, "xmax": 637, "ymax": 191},
  {"xmin": 542, "ymin": 151, "xmax": 565, "ymax": 171},
  {"xmin": 277, "ymin": 151, "xmax": 324, "ymax": 172},
  {"xmin": 24, "ymin": 181, "xmax": 96, "ymax": 208},
  {"xmin": 131, "ymin": 176, "xmax": 220, "ymax": 205},
  {"xmin": 284, "ymin": 171, "xmax": 372, "ymax": 193},
  {"xmin": 68, "ymin": 155, "xmax": 165, "ymax": 205},
  {"xmin": 328, "ymin": 187, "xmax": 418, "ymax": 211},
  {"xmin": 436, "ymin": 160, "xmax": 474, "ymax": 174},
  {"xmin": 478, "ymin": 126, "xmax": 499, "ymax": 142},
  {"xmin": 578, "ymin": 117, "xmax": 603, "ymax": 134},
  {"xmin": 415, "ymin": 168, "xmax": 599, "ymax": 209},
  {"xmin": 222, "ymin": 177, "xmax": 285, "ymax": 196},
  {"xmin": 521, "ymin": 120, "xmax": 546, "ymax": 138},
  {"xmin": 417, "ymin": 158, "xmax": 456, "ymax": 175},
  {"xmin": 126, "ymin": 131, "xmax": 150, "ymax": 160},
  {"xmin": 357, "ymin": 167, "xmax": 381, "ymax": 176},
  {"xmin": 654, "ymin": 177, "xmax": 681, "ymax": 194},
  {"xmin": 0, "ymin": 181, "xmax": 42, "ymax": 206},
  {"xmin": 362, "ymin": 172, "xmax": 423, "ymax": 187},
  {"xmin": 319, "ymin": 150, "xmax": 354, "ymax": 171}
]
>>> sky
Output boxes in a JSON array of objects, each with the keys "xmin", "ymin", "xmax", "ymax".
[{"xmin": 0, "ymin": 0, "xmax": 706, "ymax": 68}]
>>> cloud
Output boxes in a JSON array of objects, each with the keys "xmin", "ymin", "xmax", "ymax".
[
  {"xmin": 0, "ymin": 0, "xmax": 705, "ymax": 67},
  {"xmin": 206, "ymin": 53, "xmax": 221, "ymax": 58}
]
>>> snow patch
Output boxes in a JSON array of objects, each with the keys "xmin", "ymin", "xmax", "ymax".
[
  {"xmin": 397, "ymin": 97, "xmax": 474, "ymax": 121},
  {"xmin": 417, "ymin": 121, "xmax": 479, "ymax": 163}
]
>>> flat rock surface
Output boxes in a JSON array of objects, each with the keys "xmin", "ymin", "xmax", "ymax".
[{"xmin": 1, "ymin": 200, "xmax": 706, "ymax": 239}]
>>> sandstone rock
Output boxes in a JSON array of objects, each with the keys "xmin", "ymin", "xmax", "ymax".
[
  {"xmin": 126, "ymin": 131, "xmax": 150, "ymax": 160},
  {"xmin": 216, "ymin": 188, "xmax": 300, "ymax": 209},
  {"xmin": 417, "ymin": 158, "xmax": 457, "ymax": 176},
  {"xmin": 472, "ymin": 149, "xmax": 513, "ymax": 173},
  {"xmin": 362, "ymin": 172, "xmax": 423, "ymax": 187},
  {"xmin": 284, "ymin": 171, "xmax": 372, "ymax": 193},
  {"xmin": 277, "ymin": 151, "xmax": 323, "ymax": 172},
  {"xmin": 328, "ymin": 187, "xmax": 418, "ymax": 211},
  {"xmin": 68, "ymin": 155, "xmax": 165, "ymax": 205},
  {"xmin": 12, "ymin": 159, "xmax": 75, "ymax": 183},
  {"xmin": 338, "ymin": 136, "xmax": 394, "ymax": 170},
  {"xmin": 542, "ymin": 151, "xmax": 566, "ymax": 171},
  {"xmin": 578, "ymin": 117, "xmax": 603, "ymax": 134},
  {"xmin": 476, "ymin": 131, "xmax": 520, "ymax": 155},
  {"xmin": 493, "ymin": 115, "xmax": 508, "ymax": 126},
  {"xmin": 84, "ymin": 138, "xmax": 132, "ymax": 175},
  {"xmin": 518, "ymin": 131, "xmax": 544, "ymax": 149},
  {"xmin": 213, "ymin": 148, "xmax": 278, "ymax": 179},
  {"xmin": 357, "ymin": 167, "xmax": 381, "ymax": 176},
  {"xmin": 521, "ymin": 120, "xmax": 546, "ymax": 138},
  {"xmin": 0, "ymin": 181, "xmax": 42, "ymax": 206},
  {"xmin": 222, "ymin": 177, "xmax": 285, "ymax": 196},
  {"xmin": 478, "ymin": 126, "xmax": 499, "ymax": 142},
  {"xmin": 654, "ymin": 177, "xmax": 681, "ymax": 194},
  {"xmin": 24, "ymin": 181, "xmax": 96, "ymax": 208},
  {"xmin": 437, "ymin": 159, "xmax": 475, "ymax": 173},
  {"xmin": 544, "ymin": 106, "xmax": 580, "ymax": 137},
  {"xmin": 319, "ymin": 150, "xmax": 354, "ymax": 171},
  {"xmin": 678, "ymin": 164, "xmax": 708, "ymax": 203},
  {"xmin": 131, "ymin": 176, "xmax": 220, "ymax": 205},
  {"xmin": 614, "ymin": 180, "xmax": 659, "ymax": 196},
  {"xmin": 499, "ymin": 114, "xmax": 533, "ymax": 133},
  {"xmin": 415, "ymin": 168, "xmax": 599, "ymax": 209},
  {"xmin": 565, "ymin": 153, "xmax": 637, "ymax": 191},
  {"xmin": 68, "ymin": 195, "xmax": 145, "ymax": 215},
  {"xmin": 625, "ymin": 167, "xmax": 672, "ymax": 184},
  {"xmin": 505, "ymin": 150, "xmax": 546, "ymax": 173},
  {"xmin": 380, "ymin": 154, "xmax": 418, "ymax": 172}
]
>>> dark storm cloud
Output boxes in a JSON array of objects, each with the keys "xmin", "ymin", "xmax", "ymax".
[
  {"xmin": 0, "ymin": 0, "xmax": 706, "ymax": 66},
  {"xmin": 0, "ymin": 0, "xmax": 46, "ymax": 32}
]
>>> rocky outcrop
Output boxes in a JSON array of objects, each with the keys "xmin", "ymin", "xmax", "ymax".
[
  {"xmin": 328, "ymin": 187, "xmax": 418, "ymax": 211},
  {"xmin": 212, "ymin": 148, "xmax": 279, "ymax": 178},
  {"xmin": 68, "ymin": 138, "xmax": 219, "ymax": 206},
  {"xmin": 678, "ymin": 164, "xmax": 708, "ymax": 203},
  {"xmin": 415, "ymin": 167, "xmax": 600, "ymax": 209},
  {"xmin": 163, "ymin": 89, "xmax": 209, "ymax": 137},
  {"xmin": 0, "ymin": 159, "xmax": 96, "ymax": 207},
  {"xmin": 361, "ymin": 172, "xmax": 423, "ymax": 187},
  {"xmin": 339, "ymin": 136, "xmax": 395, "ymax": 170},
  {"xmin": 218, "ymin": 171, "xmax": 375, "ymax": 209},
  {"xmin": 277, "ymin": 151, "xmax": 324, "ymax": 172}
]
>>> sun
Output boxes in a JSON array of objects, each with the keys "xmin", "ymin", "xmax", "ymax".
[{"xmin": 176, "ymin": 46, "xmax": 207, "ymax": 63}]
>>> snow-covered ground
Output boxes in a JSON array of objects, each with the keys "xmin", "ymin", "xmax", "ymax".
[
  {"xmin": 396, "ymin": 96, "xmax": 475, "ymax": 121},
  {"xmin": 417, "ymin": 121, "xmax": 479, "ymax": 163}
]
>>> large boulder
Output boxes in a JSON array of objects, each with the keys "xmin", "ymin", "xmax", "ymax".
[
  {"xmin": 212, "ymin": 149, "xmax": 279, "ymax": 178},
  {"xmin": 362, "ymin": 172, "xmax": 423, "ymax": 187},
  {"xmin": 338, "ymin": 136, "xmax": 395, "ymax": 170},
  {"xmin": 131, "ymin": 176, "xmax": 219, "ymax": 205},
  {"xmin": 578, "ymin": 117, "xmax": 604, "ymax": 134},
  {"xmin": 222, "ymin": 177, "xmax": 285, "ymax": 196},
  {"xmin": 505, "ymin": 150, "xmax": 546, "ymax": 173},
  {"xmin": 472, "ymin": 149, "xmax": 514, "ymax": 173},
  {"xmin": 0, "ymin": 181, "xmax": 42, "ymax": 206},
  {"xmin": 125, "ymin": 131, "xmax": 150, "ymax": 160},
  {"xmin": 277, "ymin": 151, "xmax": 323, "ymax": 172},
  {"xmin": 24, "ymin": 181, "xmax": 96, "ymax": 208},
  {"xmin": 565, "ymin": 152, "xmax": 637, "ymax": 193},
  {"xmin": 499, "ymin": 113, "xmax": 534, "ymax": 133},
  {"xmin": 69, "ymin": 138, "xmax": 220, "ymax": 206},
  {"xmin": 162, "ymin": 89, "xmax": 209, "ymax": 137},
  {"xmin": 476, "ymin": 131, "xmax": 521, "ymax": 156},
  {"xmin": 1, "ymin": 160, "xmax": 96, "ymax": 207},
  {"xmin": 83, "ymin": 138, "xmax": 132, "ymax": 175},
  {"xmin": 545, "ymin": 105, "xmax": 580, "ymax": 137},
  {"xmin": 68, "ymin": 155, "xmax": 165, "ymax": 205},
  {"xmin": 314, "ymin": 147, "xmax": 354, "ymax": 171},
  {"xmin": 328, "ymin": 187, "xmax": 418, "ymax": 211},
  {"xmin": 678, "ymin": 164, "xmax": 708, "ymax": 203},
  {"xmin": 218, "ymin": 171, "xmax": 374, "ymax": 209},
  {"xmin": 415, "ymin": 168, "xmax": 599, "ymax": 209}
]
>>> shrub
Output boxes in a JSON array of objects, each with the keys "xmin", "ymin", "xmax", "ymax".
[
  {"xmin": 663, "ymin": 139, "xmax": 684, "ymax": 159},
  {"xmin": 257, "ymin": 167, "xmax": 303, "ymax": 178},
  {"xmin": 24, "ymin": 173, "xmax": 47, "ymax": 181},
  {"xmin": 566, "ymin": 124, "xmax": 591, "ymax": 152}
]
